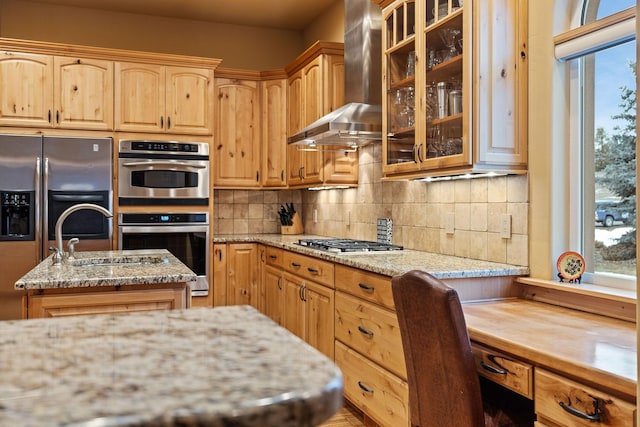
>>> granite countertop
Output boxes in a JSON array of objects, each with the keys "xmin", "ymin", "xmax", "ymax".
[
  {"xmin": 214, "ymin": 234, "xmax": 529, "ymax": 279},
  {"xmin": 15, "ymin": 249, "xmax": 197, "ymax": 290},
  {"xmin": 0, "ymin": 305, "xmax": 343, "ymax": 427}
]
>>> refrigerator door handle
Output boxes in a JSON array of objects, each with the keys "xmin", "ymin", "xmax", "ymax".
[
  {"xmin": 35, "ymin": 157, "xmax": 42, "ymax": 261},
  {"xmin": 42, "ymin": 157, "xmax": 49, "ymax": 261}
]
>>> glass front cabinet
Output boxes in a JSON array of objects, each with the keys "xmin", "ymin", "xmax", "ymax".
[{"xmin": 381, "ymin": 0, "xmax": 527, "ymax": 179}]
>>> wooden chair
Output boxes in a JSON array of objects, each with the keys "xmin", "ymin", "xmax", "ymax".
[{"xmin": 391, "ymin": 270, "xmax": 532, "ymax": 427}]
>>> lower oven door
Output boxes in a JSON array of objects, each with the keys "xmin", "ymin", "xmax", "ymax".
[{"xmin": 118, "ymin": 224, "xmax": 209, "ymax": 296}]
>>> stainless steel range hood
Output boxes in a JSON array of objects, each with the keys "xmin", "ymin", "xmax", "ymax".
[{"xmin": 288, "ymin": 0, "xmax": 382, "ymax": 148}]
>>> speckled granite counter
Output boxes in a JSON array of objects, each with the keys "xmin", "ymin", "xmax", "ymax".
[
  {"xmin": 15, "ymin": 249, "xmax": 197, "ymax": 290},
  {"xmin": 214, "ymin": 234, "xmax": 529, "ymax": 279},
  {"xmin": 0, "ymin": 305, "xmax": 343, "ymax": 427}
]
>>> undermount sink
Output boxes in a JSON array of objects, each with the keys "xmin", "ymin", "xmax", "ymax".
[{"xmin": 69, "ymin": 255, "xmax": 168, "ymax": 268}]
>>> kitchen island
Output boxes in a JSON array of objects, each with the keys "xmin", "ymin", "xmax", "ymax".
[
  {"xmin": 15, "ymin": 249, "xmax": 196, "ymax": 319},
  {"xmin": 0, "ymin": 305, "xmax": 343, "ymax": 426}
]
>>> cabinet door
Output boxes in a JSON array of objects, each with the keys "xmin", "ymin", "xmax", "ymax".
[
  {"xmin": 0, "ymin": 52, "xmax": 53, "ymax": 128},
  {"xmin": 263, "ymin": 264, "xmax": 284, "ymax": 325},
  {"xmin": 226, "ymin": 243, "xmax": 259, "ymax": 308},
  {"xmin": 166, "ymin": 66, "xmax": 213, "ymax": 135},
  {"xmin": 300, "ymin": 57, "xmax": 324, "ymax": 185},
  {"xmin": 474, "ymin": 0, "xmax": 527, "ymax": 167},
  {"xmin": 114, "ymin": 62, "xmax": 166, "ymax": 132},
  {"xmin": 212, "ymin": 243, "xmax": 227, "ymax": 306},
  {"xmin": 261, "ymin": 78, "xmax": 287, "ymax": 187},
  {"xmin": 54, "ymin": 56, "xmax": 113, "ymax": 130},
  {"xmin": 282, "ymin": 273, "xmax": 305, "ymax": 340},
  {"xmin": 214, "ymin": 77, "xmax": 261, "ymax": 187},
  {"xmin": 305, "ymin": 281, "xmax": 334, "ymax": 360}
]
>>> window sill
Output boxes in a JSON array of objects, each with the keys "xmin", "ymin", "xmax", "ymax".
[{"xmin": 515, "ymin": 277, "xmax": 636, "ymax": 323}]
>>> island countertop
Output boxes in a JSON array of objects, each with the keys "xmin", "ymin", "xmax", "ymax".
[
  {"xmin": 214, "ymin": 234, "xmax": 529, "ymax": 279},
  {"xmin": 15, "ymin": 249, "xmax": 197, "ymax": 290},
  {"xmin": 0, "ymin": 305, "xmax": 343, "ymax": 427}
]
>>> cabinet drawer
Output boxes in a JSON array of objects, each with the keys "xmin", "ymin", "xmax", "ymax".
[
  {"xmin": 335, "ymin": 341, "xmax": 409, "ymax": 427},
  {"xmin": 335, "ymin": 264, "xmax": 394, "ymax": 309},
  {"xmin": 535, "ymin": 369, "xmax": 636, "ymax": 427},
  {"xmin": 283, "ymin": 251, "xmax": 334, "ymax": 288},
  {"xmin": 335, "ymin": 292, "xmax": 406, "ymax": 378},
  {"xmin": 265, "ymin": 246, "xmax": 284, "ymax": 268},
  {"xmin": 471, "ymin": 343, "xmax": 533, "ymax": 398}
]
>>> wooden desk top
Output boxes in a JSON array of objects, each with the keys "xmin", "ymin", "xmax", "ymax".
[{"xmin": 463, "ymin": 299, "xmax": 637, "ymax": 401}]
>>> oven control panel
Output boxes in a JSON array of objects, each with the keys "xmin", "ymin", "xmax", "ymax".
[{"xmin": 120, "ymin": 213, "xmax": 208, "ymax": 224}]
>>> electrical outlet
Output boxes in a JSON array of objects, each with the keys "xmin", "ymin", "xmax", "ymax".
[
  {"xmin": 444, "ymin": 212, "xmax": 455, "ymax": 234},
  {"xmin": 500, "ymin": 214, "xmax": 512, "ymax": 239},
  {"xmin": 313, "ymin": 209, "xmax": 318, "ymax": 224},
  {"xmin": 346, "ymin": 210, "xmax": 351, "ymax": 227}
]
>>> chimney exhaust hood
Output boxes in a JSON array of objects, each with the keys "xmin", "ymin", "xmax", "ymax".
[{"xmin": 288, "ymin": 0, "xmax": 382, "ymax": 148}]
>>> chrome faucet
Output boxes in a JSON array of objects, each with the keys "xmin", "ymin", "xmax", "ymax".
[{"xmin": 53, "ymin": 203, "xmax": 113, "ymax": 264}]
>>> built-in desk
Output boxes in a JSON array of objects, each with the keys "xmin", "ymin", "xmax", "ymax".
[{"xmin": 463, "ymin": 299, "xmax": 636, "ymax": 426}]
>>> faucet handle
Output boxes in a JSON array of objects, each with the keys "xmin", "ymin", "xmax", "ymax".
[
  {"xmin": 49, "ymin": 247, "xmax": 63, "ymax": 265},
  {"xmin": 67, "ymin": 238, "xmax": 80, "ymax": 260}
]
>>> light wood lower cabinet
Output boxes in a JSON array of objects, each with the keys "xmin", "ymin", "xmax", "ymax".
[
  {"xmin": 534, "ymin": 369, "xmax": 635, "ymax": 427},
  {"xmin": 334, "ymin": 264, "xmax": 409, "ymax": 427},
  {"xmin": 335, "ymin": 341, "xmax": 409, "ymax": 427},
  {"xmin": 25, "ymin": 285, "xmax": 189, "ymax": 319}
]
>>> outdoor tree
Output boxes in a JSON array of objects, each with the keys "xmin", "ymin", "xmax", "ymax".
[{"xmin": 594, "ymin": 61, "xmax": 636, "ymax": 259}]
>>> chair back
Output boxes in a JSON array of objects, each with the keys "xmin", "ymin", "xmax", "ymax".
[{"xmin": 392, "ymin": 270, "xmax": 485, "ymax": 427}]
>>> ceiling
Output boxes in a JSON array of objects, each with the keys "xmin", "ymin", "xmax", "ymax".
[{"xmin": 25, "ymin": 0, "xmax": 340, "ymax": 31}]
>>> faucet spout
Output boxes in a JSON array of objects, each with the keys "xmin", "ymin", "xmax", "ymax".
[{"xmin": 55, "ymin": 203, "xmax": 113, "ymax": 261}]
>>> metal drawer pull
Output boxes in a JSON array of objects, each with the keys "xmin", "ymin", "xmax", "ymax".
[
  {"xmin": 269, "ymin": 255, "xmax": 278, "ymax": 260},
  {"xmin": 307, "ymin": 267, "xmax": 319, "ymax": 274},
  {"xmin": 480, "ymin": 361, "xmax": 507, "ymax": 375},
  {"xmin": 358, "ymin": 326, "xmax": 374, "ymax": 337},
  {"xmin": 357, "ymin": 381, "xmax": 374, "ymax": 394},
  {"xmin": 559, "ymin": 400, "xmax": 603, "ymax": 422},
  {"xmin": 358, "ymin": 283, "xmax": 375, "ymax": 291},
  {"xmin": 291, "ymin": 262, "xmax": 301, "ymax": 268}
]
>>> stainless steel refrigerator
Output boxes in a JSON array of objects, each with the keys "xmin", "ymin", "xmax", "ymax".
[{"xmin": 0, "ymin": 135, "xmax": 113, "ymax": 320}]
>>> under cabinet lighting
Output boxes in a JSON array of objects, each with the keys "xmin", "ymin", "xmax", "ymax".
[{"xmin": 418, "ymin": 172, "xmax": 507, "ymax": 182}]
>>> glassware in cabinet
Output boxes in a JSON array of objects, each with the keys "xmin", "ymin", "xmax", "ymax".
[
  {"xmin": 423, "ymin": 3, "xmax": 467, "ymax": 162},
  {"xmin": 383, "ymin": 0, "xmax": 418, "ymax": 168}
]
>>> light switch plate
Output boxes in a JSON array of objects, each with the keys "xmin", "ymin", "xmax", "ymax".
[{"xmin": 500, "ymin": 214, "xmax": 512, "ymax": 239}]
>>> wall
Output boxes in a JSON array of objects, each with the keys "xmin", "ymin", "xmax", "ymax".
[
  {"xmin": 214, "ymin": 144, "xmax": 529, "ymax": 266},
  {"xmin": 0, "ymin": 0, "xmax": 304, "ymax": 69},
  {"xmin": 303, "ymin": 0, "xmax": 345, "ymax": 47}
]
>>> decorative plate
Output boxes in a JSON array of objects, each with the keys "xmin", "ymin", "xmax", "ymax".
[{"xmin": 556, "ymin": 251, "xmax": 586, "ymax": 281}]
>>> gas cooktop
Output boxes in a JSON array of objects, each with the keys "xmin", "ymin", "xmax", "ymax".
[{"xmin": 298, "ymin": 238, "xmax": 403, "ymax": 253}]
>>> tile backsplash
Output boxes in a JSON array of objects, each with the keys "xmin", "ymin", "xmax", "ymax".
[{"xmin": 214, "ymin": 144, "xmax": 529, "ymax": 266}]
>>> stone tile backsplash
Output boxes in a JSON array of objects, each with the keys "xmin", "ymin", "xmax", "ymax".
[{"xmin": 214, "ymin": 144, "xmax": 529, "ymax": 266}]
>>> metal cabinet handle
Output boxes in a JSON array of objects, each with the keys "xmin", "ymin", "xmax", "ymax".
[
  {"xmin": 358, "ymin": 283, "xmax": 375, "ymax": 291},
  {"xmin": 277, "ymin": 277, "xmax": 282, "ymax": 290},
  {"xmin": 357, "ymin": 326, "xmax": 374, "ymax": 337},
  {"xmin": 559, "ymin": 401, "xmax": 603, "ymax": 422},
  {"xmin": 480, "ymin": 361, "xmax": 507, "ymax": 375},
  {"xmin": 357, "ymin": 381, "xmax": 374, "ymax": 394},
  {"xmin": 160, "ymin": 116, "xmax": 164, "ymax": 128},
  {"xmin": 307, "ymin": 267, "xmax": 319, "ymax": 274},
  {"xmin": 167, "ymin": 116, "xmax": 171, "ymax": 129},
  {"xmin": 269, "ymin": 255, "xmax": 278, "ymax": 260},
  {"xmin": 291, "ymin": 262, "xmax": 301, "ymax": 268}
]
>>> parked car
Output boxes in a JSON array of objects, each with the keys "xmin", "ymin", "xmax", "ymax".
[{"xmin": 595, "ymin": 200, "xmax": 630, "ymax": 227}]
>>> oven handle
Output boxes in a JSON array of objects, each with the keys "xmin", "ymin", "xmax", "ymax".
[
  {"xmin": 121, "ymin": 161, "xmax": 207, "ymax": 169},
  {"xmin": 118, "ymin": 225, "xmax": 209, "ymax": 234}
]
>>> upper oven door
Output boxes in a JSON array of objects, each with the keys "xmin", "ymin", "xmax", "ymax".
[{"xmin": 118, "ymin": 158, "xmax": 210, "ymax": 205}]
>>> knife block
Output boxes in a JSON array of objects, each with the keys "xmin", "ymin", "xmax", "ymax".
[{"xmin": 281, "ymin": 212, "xmax": 304, "ymax": 235}]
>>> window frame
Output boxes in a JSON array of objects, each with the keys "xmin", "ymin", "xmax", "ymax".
[{"xmin": 557, "ymin": 4, "xmax": 637, "ymax": 291}]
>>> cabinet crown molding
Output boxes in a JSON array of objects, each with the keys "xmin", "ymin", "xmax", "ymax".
[{"xmin": 0, "ymin": 37, "xmax": 221, "ymax": 69}]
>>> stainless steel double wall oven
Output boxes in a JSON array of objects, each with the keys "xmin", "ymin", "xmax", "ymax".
[{"xmin": 117, "ymin": 140, "xmax": 211, "ymax": 297}]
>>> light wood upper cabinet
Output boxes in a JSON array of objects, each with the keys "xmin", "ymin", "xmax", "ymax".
[
  {"xmin": 286, "ymin": 43, "xmax": 353, "ymax": 188},
  {"xmin": 0, "ymin": 52, "xmax": 113, "ymax": 130},
  {"xmin": 54, "ymin": 57, "xmax": 113, "ymax": 130},
  {"xmin": 213, "ymin": 77, "xmax": 261, "ymax": 187},
  {"xmin": 115, "ymin": 62, "xmax": 213, "ymax": 135},
  {"xmin": 382, "ymin": 0, "xmax": 527, "ymax": 179},
  {"xmin": 0, "ymin": 52, "xmax": 53, "ymax": 128},
  {"xmin": 261, "ymin": 78, "xmax": 287, "ymax": 188}
]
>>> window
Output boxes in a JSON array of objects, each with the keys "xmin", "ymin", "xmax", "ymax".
[{"xmin": 557, "ymin": 1, "xmax": 636, "ymax": 289}]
